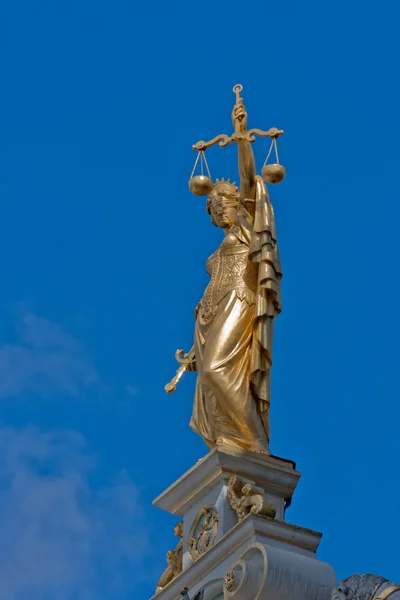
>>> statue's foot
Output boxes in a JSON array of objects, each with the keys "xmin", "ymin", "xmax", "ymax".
[
  {"xmin": 251, "ymin": 446, "xmax": 271, "ymax": 456},
  {"xmin": 215, "ymin": 437, "xmax": 270, "ymax": 456}
]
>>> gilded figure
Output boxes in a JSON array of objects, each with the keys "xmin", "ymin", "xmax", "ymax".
[
  {"xmin": 190, "ymin": 102, "xmax": 281, "ymax": 455},
  {"xmin": 166, "ymin": 85, "xmax": 283, "ymax": 456}
]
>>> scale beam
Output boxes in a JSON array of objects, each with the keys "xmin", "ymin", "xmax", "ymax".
[
  {"xmin": 192, "ymin": 127, "xmax": 283, "ymax": 152},
  {"xmin": 192, "ymin": 84, "xmax": 283, "ymax": 152}
]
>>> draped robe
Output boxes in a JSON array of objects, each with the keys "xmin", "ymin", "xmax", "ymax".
[{"xmin": 190, "ymin": 176, "xmax": 282, "ymax": 455}]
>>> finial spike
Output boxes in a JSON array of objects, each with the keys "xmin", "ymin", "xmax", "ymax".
[{"xmin": 233, "ymin": 84, "xmax": 243, "ymax": 106}]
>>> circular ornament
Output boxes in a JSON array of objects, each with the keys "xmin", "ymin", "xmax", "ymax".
[{"xmin": 188, "ymin": 505, "xmax": 219, "ymax": 561}]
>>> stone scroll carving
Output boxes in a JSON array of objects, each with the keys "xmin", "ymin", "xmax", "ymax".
[
  {"xmin": 223, "ymin": 542, "xmax": 335, "ymax": 600},
  {"xmin": 332, "ymin": 575, "xmax": 400, "ymax": 600},
  {"xmin": 228, "ymin": 475, "xmax": 276, "ymax": 521}
]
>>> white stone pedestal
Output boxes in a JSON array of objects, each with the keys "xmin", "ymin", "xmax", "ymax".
[{"xmin": 152, "ymin": 447, "xmax": 335, "ymax": 600}]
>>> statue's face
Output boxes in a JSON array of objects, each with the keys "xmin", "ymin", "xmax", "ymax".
[{"xmin": 211, "ymin": 195, "xmax": 237, "ymax": 229}]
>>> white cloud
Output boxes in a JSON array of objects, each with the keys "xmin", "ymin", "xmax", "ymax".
[
  {"xmin": 0, "ymin": 310, "xmax": 150, "ymax": 597},
  {"xmin": 0, "ymin": 425, "xmax": 149, "ymax": 600},
  {"xmin": 0, "ymin": 312, "xmax": 99, "ymax": 398}
]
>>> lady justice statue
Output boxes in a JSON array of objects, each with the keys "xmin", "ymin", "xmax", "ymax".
[{"xmin": 165, "ymin": 84, "xmax": 285, "ymax": 456}]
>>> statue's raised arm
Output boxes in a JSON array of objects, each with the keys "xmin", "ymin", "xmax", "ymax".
[{"xmin": 231, "ymin": 95, "xmax": 257, "ymax": 201}]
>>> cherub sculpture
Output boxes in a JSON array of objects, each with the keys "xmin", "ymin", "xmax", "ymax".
[{"xmin": 155, "ymin": 521, "xmax": 183, "ymax": 593}]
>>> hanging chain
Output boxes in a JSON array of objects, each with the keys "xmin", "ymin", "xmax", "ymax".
[
  {"xmin": 262, "ymin": 138, "xmax": 280, "ymax": 168},
  {"xmin": 190, "ymin": 151, "xmax": 201, "ymax": 179},
  {"xmin": 273, "ymin": 138, "xmax": 280, "ymax": 165},
  {"xmin": 190, "ymin": 151, "xmax": 211, "ymax": 179},
  {"xmin": 201, "ymin": 151, "xmax": 211, "ymax": 178}
]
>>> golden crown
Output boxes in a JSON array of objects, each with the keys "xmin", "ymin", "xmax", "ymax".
[
  {"xmin": 213, "ymin": 177, "xmax": 237, "ymax": 188},
  {"xmin": 209, "ymin": 178, "xmax": 239, "ymax": 197}
]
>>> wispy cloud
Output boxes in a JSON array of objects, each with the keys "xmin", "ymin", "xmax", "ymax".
[
  {"xmin": 0, "ymin": 311, "xmax": 99, "ymax": 398},
  {"xmin": 0, "ymin": 425, "xmax": 149, "ymax": 600},
  {"xmin": 125, "ymin": 384, "xmax": 139, "ymax": 397},
  {"xmin": 0, "ymin": 310, "xmax": 150, "ymax": 598}
]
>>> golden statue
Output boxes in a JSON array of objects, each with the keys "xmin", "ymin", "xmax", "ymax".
[{"xmin": 166, "ymin": 85, "xmax": 284, "ymax": 456}]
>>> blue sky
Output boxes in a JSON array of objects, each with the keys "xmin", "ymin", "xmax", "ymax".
[{"xmin": 1, "ymin": 0, "xmax": 400, "ymax": 598}]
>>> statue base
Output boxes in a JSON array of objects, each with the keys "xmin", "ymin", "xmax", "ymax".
[{"xmin": 152, "ymin": 447, "xmax": 335, "ymax": 600}]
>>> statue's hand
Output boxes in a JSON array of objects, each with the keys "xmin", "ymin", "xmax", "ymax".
[
  {"xmin": 232, "ymin": 104, "xmax": 248, "ymax": 134},
  {"xmin": 175, "ymin": 349, "xmax": 196, "ymax": 371},
  {"xmin": 186, "ymin": 359, "xmax": 197, "ymax": 372}
]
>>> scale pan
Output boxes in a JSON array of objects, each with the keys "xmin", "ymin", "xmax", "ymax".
[
  {"xmin": 262, "ymin": 164, "xmax": 286, "ymax": 184},
  {"xmin": 189, "ymin": 175, "xmax": 214, "ymax": 196}
]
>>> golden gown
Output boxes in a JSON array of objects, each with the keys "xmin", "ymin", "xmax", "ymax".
[{"xmin": 190, "ymin": 176, "xmax": 282, "ymax": 455}]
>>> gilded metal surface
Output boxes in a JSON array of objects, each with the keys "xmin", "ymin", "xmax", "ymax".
[
  {"xmin": 192, "ymin": 84, "xmax": 283, "ymax": 152},
  {"xmin": 262, "ymin": 163, "xmax": 286, "ymax": 184},
  {"xmin": 192, "ymin": 127, "xmax": 284, "ymax": 151},
  {"xmin": 167, "ymin": 84, "xmax": 283, "ymax": 456},
  {"xmin": 188, "ymin": 505, "xmax": 219, "ymax": 562},
  {"xmin": 165, "ymin": 347, "xmax": 195, "ymax": 394},
  {"xmin": 189, "ymin": 175, "xmax": 213, "ymax": 196},
  {"xmin": 155, "ymin": 521, "xmax": 184, "ymax": 593}
]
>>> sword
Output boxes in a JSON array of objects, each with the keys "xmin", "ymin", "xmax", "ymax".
[{"xmin": 164, "ymin": 346, "xmax": 195, "ymax": 394}]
